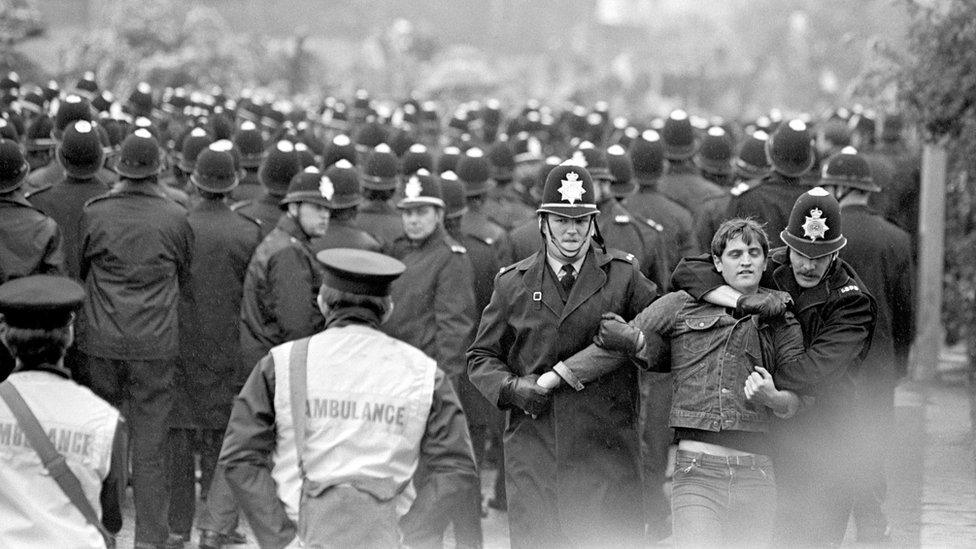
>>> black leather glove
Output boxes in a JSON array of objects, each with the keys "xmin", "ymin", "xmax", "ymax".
[
  {"xmin": 502, "ymin": 374, "xmax": 550, "ymax": 416},
  {"xmin": 735, "ymin": 292, "xmax": 789, "ymax": 319},
  {"xmin": 593, "ymin": 312, "xmax": 644, "ymax": 355}
]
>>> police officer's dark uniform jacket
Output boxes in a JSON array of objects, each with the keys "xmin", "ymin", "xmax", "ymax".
[
  {"xmin": 239, "ymin": 214, "xmax": 325, "ymax": 384},
  {"xmin": 175, "ymin": 197, "xmax": 262, "ymax": 429},
  {"xmin": 78, "ymin": 181, "xmax": 193, "ymax": 360},
  {"xmin": 468, "ymin": 163, "xmax": 657, "ymax": 548},
  {"xmin": 724, "ymin": 172, "xmax": 805, "ymax": 248},
  {"xmin": 383, "ymin": 226, "xmax": 475, "ymax": 383},
  {"xmin": 0, "ymin": 191, "xmax": 63, "ymax": 282}
]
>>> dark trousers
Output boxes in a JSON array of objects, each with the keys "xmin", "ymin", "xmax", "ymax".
[
  {"xmin": 199, "ymin": 467, "xmax": 243, "ymax": 534},
  {"xmin": 640, "ymin": 371, "xmax": 673, "ymax": 540},
  {"xmin": 168, "ymin": 428, "xmax": 238, "ymax": 535},
  {"xmin": 86, "ymin": 355, "xmax": 177, "ymax": 545}
]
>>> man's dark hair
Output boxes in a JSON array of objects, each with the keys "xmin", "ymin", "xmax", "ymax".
[
  {"xmin": 710, "ymin": 217, "xmax": 769, "ymax": 258},
  {"xmin": 2, "ymin": 325, "xmax": 72, "ymax": 369},
  {"xmin": 319, "ymin": 285, "xmax": 392, "ymax": 319}
]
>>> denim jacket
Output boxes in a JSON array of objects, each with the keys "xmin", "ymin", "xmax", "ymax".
[{"xmin": 635, "ymin": 289, "xmax": 804, "ymax": 433}]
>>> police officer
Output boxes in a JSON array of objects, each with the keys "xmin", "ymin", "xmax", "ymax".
[
  {"xmin": 382, "ymin": 168, "xmax": 476, "ymax": 388},
  {"xmin": 239, "ymin": 165, "xmax": 331, "ymax": 384},
  {"xmin": 78, "ymin": 129, "xmax": 193, "ymax": 549},
  {"xmin": 167, "ymin": 143, "xmax": 261, "ymax": 545},
  {"xmin": 468, "ymin": 161, "xmax": 657, "ymax": 548},
  {"xmin": 695, "ymin": 129, "xmax": 774, "ymax": 252},
  {"xmin": 577, "ymin": 142, "xmax": 670, "ymax": 290},
  {"xmin": 457, "ymin": 147, "xmax": 515, "ymax": 270},
  {"xmin": 483, "ymin": 138, "xmax": 535, "ymax": 230},
  {"xmin": 233, "ymin": 139, "xmax": 302, "ymax": 237},
  {"xmin": 725, "ymin": 119, "xmax": 815, "ymax": 248},
  {"xmin": 381, "ymin": 171, "xmax": 480, "ymax": 547},
  {"xmin": 0, "ymin": 139, "xmax": 63, "ymax": 379},
  {"xmin": 310, "ymin": 159, "xmax": 382, "ymax": 253},
  {"xmin": 24, "ymin": 94, "xmax": 117, "ymax": 195},
  {"xmin": 625, "ymin": 130, "xmax": 699, "ymax": 269},
  {"xmin": 355, "ymin": 143, "xmax": 404, "ymax": 247},
  {"xmin": 0, "ymin": 275, "xmax": 127, "ymax": 548},
  {"xmin": 657, "ymin": 110, "xmax": 726, "ymax": 227},
  {"xmin": 670, "ymin": 187, "xmax": 877, "ymax": 545},
  {"xmin": 819, "ymin": 147, "xmax": 915, "ymax": 542},
  {"xmin": 218, "ymin": 248, "xmax": 479, "ymax": 548},
  {"xmin": 228, "ymin": 120, "xmax": 264, "ymax": 203},
  {"xmin": 27, "ymin": 120, "xmax": 110, "ymax": 281}
]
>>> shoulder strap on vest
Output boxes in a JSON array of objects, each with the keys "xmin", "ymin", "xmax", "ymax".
[
  {"xmin": 289, "ymin": 338, "xmax": 311, "ymax": 478},
  {"xmin": 0, "ymin": 381, "xmax": 114, "ymax": 546}
]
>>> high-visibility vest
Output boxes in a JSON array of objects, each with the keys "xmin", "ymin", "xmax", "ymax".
[
  {"xmin": 0, "ymin": 371, "xmax": 120, "ymax": 548},
  {"xmin": 270, "ymin": 324, "xmax": 436, "ymax": 521}
]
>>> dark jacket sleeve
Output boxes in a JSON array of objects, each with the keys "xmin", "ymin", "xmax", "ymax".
[
  {"xmin": 400, "ymin": 369, "xmax": 480, "ymax": 546},
  {"xmin": 670, "ymin": 254, "xmax": 725, "ymax": 300},
  {"xmin": 219, "ymin": 355, "xmax": 297, "ymax": 549},
  {"xmin": 99, "ymin": 417, "xmax": 127, "ymax": 534},
  {"xmin": 773, "ymin": 292, "xmax": 876, "ymax": 395},
  {"xmin": 466, "ymin": 273, "xmax": 517, "ymax": 408},
  {"xmin": 764, "ymin": 310, "xmax": 806, "ymax": 376},
  {"xmin": 268, "ymin": 247, "xmax": 320, "ymax": 341},
  {"xmin": 39, "ymin": 219, "xmax": 65, "ymax": 276},
  {"xmin": 434, "ymin": 253, "xmax": 476, "ymax": 379}
]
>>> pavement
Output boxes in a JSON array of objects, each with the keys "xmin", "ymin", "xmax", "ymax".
[{"xmin": 115, "ymin": 359, "xmax": 976, "ymax": 548}]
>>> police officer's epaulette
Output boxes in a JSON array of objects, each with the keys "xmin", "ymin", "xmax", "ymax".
[
  {"xmin": 729, "ymin": 178, "xmax": 763, "ymax": 197},
  {"xmin": 235, "ymin": 210, "xmax": 263, "ymax": 229},
  {"xmin": 83, "ymin": 191, "xmax": 119, "ymax": 208},
  {"xmin": 838, "ymin": 284, "xmax": 861, "ymax": 295},
  {"xmin": 23, "ymin": 184, "xmax": 53, "ymax": 199},
  {"xmin": 466, "ymin": 233, "xmax": 495, "ymax": 246},
  {"xmin": 498, "ymin": 255, "xmax": 533, "ymax": 276},
  {"xmin": 443, "ymin": 236, "xmax": 467, "ymax": 254},
  {"xmin": 643, "ymin": 217, "xmax": 664, "ymax": 232},
  {"xmin": 608, "ymin": 249, "xmax": 637, "ymax": 263}
]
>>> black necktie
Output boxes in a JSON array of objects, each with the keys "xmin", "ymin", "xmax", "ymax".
[{"xmin": 560, "ymin": 263, "xmax": 576, "ymax": 295}]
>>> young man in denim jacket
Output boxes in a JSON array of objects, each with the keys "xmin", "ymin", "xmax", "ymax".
[{"xmin": 540, "ymin": 218, "xmax": 804, "ymax": 547}]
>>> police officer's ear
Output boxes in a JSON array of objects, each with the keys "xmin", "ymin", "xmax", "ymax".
[
  {"xmin": 287, "ymin": 202, "xmax": 301, "ymax": 217},
  {"xmin": 316, "ymin": 287, "xmax": 331, "ymax": 318},
  {"xmin": 381, "ymin": 299, "xmax": 395, "ymax": 325},
  {"xmin": 0, "ymin": 314, "xmax": 7, "ymax": 346}
]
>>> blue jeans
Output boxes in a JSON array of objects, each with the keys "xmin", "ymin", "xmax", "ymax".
[{"xmin": 671, "ymin": 449, "xmax": 776, "ymax": 549}]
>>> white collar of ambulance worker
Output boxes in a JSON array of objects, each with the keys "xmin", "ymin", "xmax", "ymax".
[{"xmin": 546, "ymin": 251, "xmax": 586, "ymax": 280}]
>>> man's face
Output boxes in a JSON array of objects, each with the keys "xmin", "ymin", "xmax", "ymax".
[
  {"xmin": 713, "ymin": 236, "xmax": 766, "ymax": 294},
  {"xmin": 543, "ymin": 214, "xmax": 593, "ymax": 262},
  {"xmin": 789, "ymin": 248, "xmax": 836, "ymax": 288},
  {"xmin": 291, "ymin": 202, "xmax": 330, "ymax": 237},
  {"xmin": 401, "ymin": 205, "xmax": 442, "ymax": 241}
]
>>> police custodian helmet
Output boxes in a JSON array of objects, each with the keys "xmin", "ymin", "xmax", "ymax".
[{"xmin": 780, "ymin": 186, "xmax": 847, "ymax": 258}]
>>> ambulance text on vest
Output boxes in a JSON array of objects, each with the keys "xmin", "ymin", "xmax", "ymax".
[
  {"xmin": 0, "ymin": 421, "xmax": 95, "ymax": 457},
  {"xmin": 307, "ymin": 398, "xmax": 407, "ymax": 427}
]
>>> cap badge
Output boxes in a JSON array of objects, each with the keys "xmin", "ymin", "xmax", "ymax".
[
  {"xmin": 558, "ymin": 171, "xmax": 586, "ymax": 205},
  {"xmin": 319, "ymin": 176, "xmax": 334, "ymax": 200},
  {"xmin": 802, "ymin": 207, "xmax": 829, "ymax": 241},
  {"xmin": 405, "ymin": 176, "xmax": 422, "ymax": 199}
]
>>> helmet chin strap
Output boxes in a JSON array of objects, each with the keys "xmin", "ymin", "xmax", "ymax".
[{"xmin": 544, "ymin": 216, "xmax": 592, "ymax": 261}]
